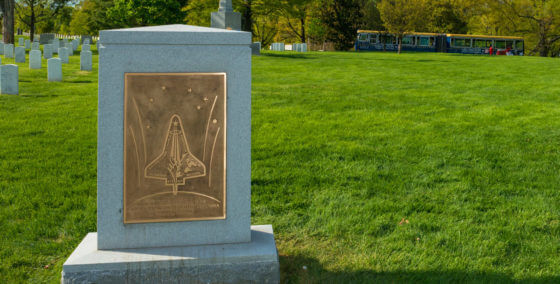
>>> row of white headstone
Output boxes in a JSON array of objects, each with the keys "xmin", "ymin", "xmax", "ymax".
[
  {"xmin": 269, "ymin": 42, "xmax": 308, "ymax": 52},
  {"xmin": 292, "ymin": 43, "xmax": 308, "ymax": 52},
  {"xmin": 0, "ymin": 39, "xmax": 94, "ymax": 95},
  {"xmin": 270, "ymin": 42, "xmax": 285, "ymax": 51},
  {"xmin": 16, "ymin": 37, "xmax": 92, "ymax": 53}
]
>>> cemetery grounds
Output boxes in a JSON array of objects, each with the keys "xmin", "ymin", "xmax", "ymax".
[{"xmin": 0, "ymin": 41, "xmax": 559, "ymax": 282}]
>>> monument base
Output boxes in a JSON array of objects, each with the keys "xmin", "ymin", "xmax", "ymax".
[
  {"xmin": 61, "ymin": 225, "xmax": 279, "ymax": 284},
  {"xmin": 211, "ymin": 11, "xmax": 242, "ymax": 31}
]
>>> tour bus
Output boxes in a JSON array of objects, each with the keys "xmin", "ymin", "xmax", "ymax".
[{"xmin": 355, "ymin": 30, "xmax": 524, "ymax": 55}]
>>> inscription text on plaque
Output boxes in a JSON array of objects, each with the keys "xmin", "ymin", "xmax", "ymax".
[{"xmin": 124, "ymin": 73, "xmax": 226, "ymax": 223}]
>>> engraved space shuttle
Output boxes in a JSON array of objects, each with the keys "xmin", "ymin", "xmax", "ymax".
[{"xmin": 145, "ymin": 114, "xmax": 206, "ymax": 195}]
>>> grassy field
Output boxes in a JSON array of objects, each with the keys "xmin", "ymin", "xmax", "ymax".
[{"xmin": 1, "ymin": 48, "xmax": 560, "ymax": 283}]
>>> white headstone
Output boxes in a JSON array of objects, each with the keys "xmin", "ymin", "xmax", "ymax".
[
  {"xmin": 53, "ymin": 39, "xmax": 59, "ymax": 54},
  {"xmin": 25, "ymin": 39, "xmax": 30, "ymax": 49},
  {"xmin": 72, "ymin": 39, "xmax": 78, "ymax": 51},
  {"xmin": 59, "ymin": 47, "xmax": 69, "ymax": 63},
  {"xmin": 251, "ymin": 42, "xmax": 261, "ymax": 55},
  {"xmin": 32, "ymin": 42, "xmax": 39, "ymax": 50},
  {"xmin": 0, "ymin": 43, "xmax": 4, "ymax": 55},
  {"xmin": 44, "ymin": 44, "xmax": 53, "ymax": 59},
  {"xmin": 82, "ymin": 44, "xmax": 90, "ymax": 52},
  {"xmin": 15, "ymin": 46, "xmax": 25, "ymax": 63},
  {"xmin": 18, "ymin": 38, "xmax": 24, "ymax": 46},
  {"xmin": 29, "ymin": 50, "xmax": 42, "ymax": 69},
  {"xmin": 0, "ymin": 64, "xmax": 19, "ymax": 95},
  {"xmin": 80, "ymin": 50, "xmax": 92, "ymax": 71},
  {"xmin": 271, "ymin": 43, "xmax": 285, "ymax": 51},
  {"xmin": 4, "ymin": 44, "xmax": 14, "ymax": 58},
  {"xmin": 48, "ymin": 58, "xmax": 62, "ymax": 82}
]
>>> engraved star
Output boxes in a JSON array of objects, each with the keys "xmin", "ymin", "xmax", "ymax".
[
  {"xmin": 188, "ymin": 88, "xmax": 192, "ymax": 93},
  {"xmin": 196, "ymin": 106, "xmax": 201, "ymax": 110},
  {"xmin": 212, "ymin": 119, "xmax": 217, "ymax": 124},
  {"xmin": 161, "ymin": 86, "xmax": 166, "ymax": 91},
  {"xmin": 203, "ymin": 97, "xmax": 209, "ymax": 102}
]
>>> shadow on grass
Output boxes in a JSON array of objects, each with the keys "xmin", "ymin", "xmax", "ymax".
[
  {"xmin": 68, "ymin": 80, "xmax": 93, "ymax": 83},
  {"xmin": 261, "ymin": 52, "xmax": 312, "ymax": 59},
  {"xmin": 21, "ymin": 94, "xmax": 59, "ymax": 98},
  {"xmin": 370, "ymin": 58, "xmax": 450, "ymax": 63},
  {"xmin": 280, "ymin": 255, "xmax": 560, "ymax": 283},
  {"xmin": 415, "ymin": 59, "xmax": 450, "ymax": 63}
]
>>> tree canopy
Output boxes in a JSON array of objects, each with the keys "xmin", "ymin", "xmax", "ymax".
[{"xmin": 5, "ymin": 0, "xmax": 560, "ymax": 56}]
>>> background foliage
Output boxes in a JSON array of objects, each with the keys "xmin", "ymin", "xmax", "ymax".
[{"xmin": 7, "ymin": 0, "xmax": 560, "ymax": 55}]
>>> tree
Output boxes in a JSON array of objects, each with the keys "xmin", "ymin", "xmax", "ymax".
[
  {"xmin": 378, "ymin": 0, "xmax": 428, "ymax": 53},
  {"xmin": 69, "ymin": 3, "xmax": 88, "ymax": 34},
  {"xmin": 235, "ymin": 0, "xmax": 254, "ymax": 33},
  {"xmin": 428, "ymin": 1, "xmax": 468, "ymax": 34},
  {"xmin": 68, "ymin": 0, "xmax": 116, "ymax": 35},
  {"xmin": 277, "ymin": 0, "xmax": 313, "ymax": 43},
  {"xmin": 15, "ymin": 0, "xmax": 51, "ymax": 41},
  {"xmin": 251, "ymin": 0, "xmax": 280, "ymax": 46},
  {"xmin": 68, "ymin": 0, "xmax": 115, "ymax": 35},
  {"xmin": 183, "ymin": 0, "xmax": 214, "ymax": 27},
  {"xmin": 307, "ymin": 1, "xmax": 328, "ymax": 47},
  {"xmin": 107, "ymin": 0, "xmax": 187, "ymax": 27},
  {"xmin": 498, "ymin": 0, "xmax": 560, "ymax": 57},
  {"xmin": 320, "ymin": 0, "xmax": 363, "ymax": 50},
  {"xmin": 1, "ymin": 0, "xmax": 16, "ymax": 44},
  {"xmin": 358, "ymin": 0, "xmax": 383, "ymax": 31},
  {"xmin": 15, "ymin": 0, "xmax": 70, "ymax": 40}
]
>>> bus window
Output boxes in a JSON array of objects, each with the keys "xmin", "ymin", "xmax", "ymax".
[
  {"xmin": 515, "ymin": 41, "xmax": 523, "ymax": 50},
  {"xmin": 370, "ymin": 36, "xmax": 377, "ymax": 44},
  {"xmin": 453, "ymin": 38, "xmax": 471, "ymax": 47},
  {"xmin": 402, "ymin": 36, "xmax": 414, "ymax": 45},
  {"xmin": 419, "ymin": 37, "xmax": 430, "ymax": 46},
  {"xmin": 495, "ymin": 40, "xmax": 506, "ymax": 48},
  {"xmin": 359, "ymin": 34, "xmax": 367, "ymax": 41},
  {"xmin": 381, "ymin": 35, "xmax": 395, "ymax": 44},
  {"xmin": 474, "ymin": 39, "xmax": 487, "ymax": 48},
  {"xmin": 506, "ymin": 40, "xmax": 514, "ymax": 48},
  {"xmin": 430, "ymin": 37, "xmax": 435, "ymax": 46}
]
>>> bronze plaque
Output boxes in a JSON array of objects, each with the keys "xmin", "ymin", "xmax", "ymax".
[{"xmin": 123, "ymin": 73, "xmax": 226, "ymax": 224}]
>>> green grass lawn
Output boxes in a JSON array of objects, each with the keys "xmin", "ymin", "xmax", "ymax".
[{"xmin": 1, "ymin": 49, "xmax": 560, "ymax": 283}]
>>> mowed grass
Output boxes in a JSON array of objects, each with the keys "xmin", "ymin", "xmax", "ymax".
[
  {"xmin": 1, "ymin": 49, "xmax": 560, "ymax": 283},
  {"xmin": 0, "ymin": 41, "xmax": 98, "ymax": 283}
]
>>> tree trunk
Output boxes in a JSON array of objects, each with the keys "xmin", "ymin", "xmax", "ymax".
[
  {"xmin": 398, "ymin": 37, "xmax": 402, "ymax": 54},
  {"xmin": 242, "ymin": 0, "xmax": 253, "ymax": 35},
  {"xmin": 537, "ymin": 31, "xmax": 549, "ymax": 57},
  {"xmin": 539, "ymin": 45, "xmax": 549, "ymax": 57},
  {"xmin": 3, "ymin": 0, "xmax": 15, "ymax": 44},
  {"xmin": 300, "ymin": 17, "xmax": 305, "ymax": 43},
  {"xmin": 29, "ymin": 3, "xmax": 35, "ymax": 42}
]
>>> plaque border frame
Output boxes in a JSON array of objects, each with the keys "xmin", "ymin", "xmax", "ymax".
[{"xmin": 123, "ymin": 72, "xmax": 227, "ymax": 224}]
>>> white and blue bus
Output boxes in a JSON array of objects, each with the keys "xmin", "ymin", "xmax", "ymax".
[{"xmin": 355, "ymin": 30, "xmax": 524, "ymax": 56}]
